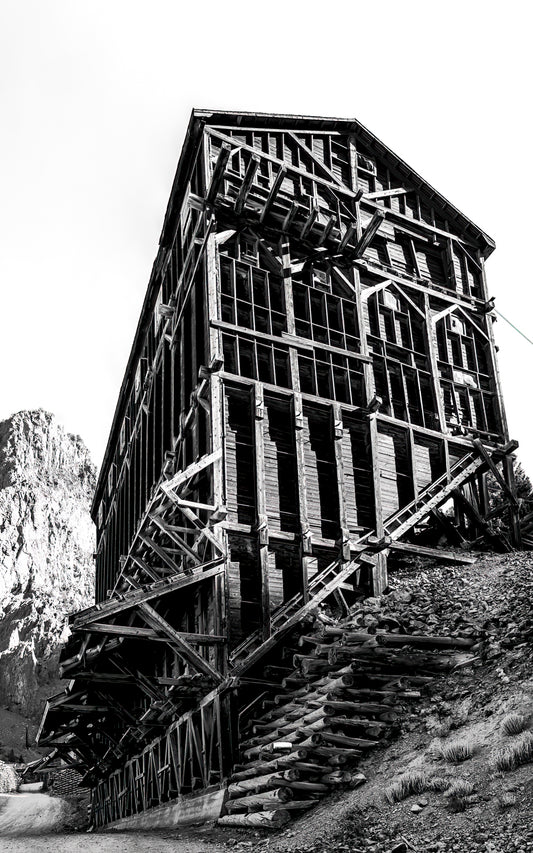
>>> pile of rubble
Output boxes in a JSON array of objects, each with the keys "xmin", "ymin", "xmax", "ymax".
[
  {"xmin": 219, "ymin": 584, "xmax": 481, "ymax": 828},
  {"xmin": 219, "ymin": 552, "xmax": 533, "ymax": 833},
  {"xmin": 0, "ymin": 760, "xmax": 19, "ymax": 793}
]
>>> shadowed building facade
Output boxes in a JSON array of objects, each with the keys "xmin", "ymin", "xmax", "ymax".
[{"xmin": 38, "ymin": 110, "xmax": 520, "ymax": 827}]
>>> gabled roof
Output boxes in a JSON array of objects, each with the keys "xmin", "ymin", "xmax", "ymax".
[{"xmin": 191, "ymin": 109, "xmax": 495, "ymax": 253}]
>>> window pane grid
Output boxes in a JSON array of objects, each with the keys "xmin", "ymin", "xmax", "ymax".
[
  {"xmin": 292, "ymin": 280, "xmax": 361, "ymax": 353},
  {"xmin": 219, "ymin": 256, "xmax": 287, "ymax": 338}
]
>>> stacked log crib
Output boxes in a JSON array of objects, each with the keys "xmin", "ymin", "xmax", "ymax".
[
  {"xmin": 36, "ymin": 109, "xmax": 522, "ymax": 829},
  {"xmin": 217, "ymin": 607, "xmax": 478, "ymax": 829}
]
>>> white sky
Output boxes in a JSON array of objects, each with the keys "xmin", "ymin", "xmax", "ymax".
[{"xmin": 1, "ymin": 1, "xmax": 532, "ymax": 476}]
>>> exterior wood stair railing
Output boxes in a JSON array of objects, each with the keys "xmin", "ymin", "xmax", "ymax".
[{"xmin": 229, "ymin": 440, "xmax": 517, "ymax": 675}]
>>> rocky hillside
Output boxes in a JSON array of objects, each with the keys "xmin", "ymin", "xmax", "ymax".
[
  {"xmin": 0, "ymin": 410, "xmax": 96, "ymax": 719},
  {"xmin": 211, "ymin": 552, "xmax": 533, "ymax": 853}
]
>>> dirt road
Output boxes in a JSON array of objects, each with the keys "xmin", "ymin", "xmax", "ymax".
[
  {"xmin": 0, "ymin": 792, "xmax": 67, "ymax": 835},
  {"xmin": 0, "ymin": 792, "xmax": 228, "ymax": 852}
]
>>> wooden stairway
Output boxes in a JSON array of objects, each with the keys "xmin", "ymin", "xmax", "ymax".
[{"xmin": 230, "ymin": 441, "xmax": 515, "ymax": 675}]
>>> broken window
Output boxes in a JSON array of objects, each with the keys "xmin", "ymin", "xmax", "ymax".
[{"xmin": 220, "ymin": 256, "xmax": 286, "ymax": 337}]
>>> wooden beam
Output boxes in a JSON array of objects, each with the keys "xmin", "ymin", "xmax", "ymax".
[
  {"xmin": 259, "ymin": 165, "xmax": 286, "ymax": 223},
  {"xmin": 71, "ymin": 559, "xmax": 225, "ymax": 628},
  {"xmin": 453, "ymin": 488, "xmax": 512, "ymax": 552},
  {"xmin": 364, "ymin": 187, "xmax": 408, "ymax": 200},
  {"xmin": 300, "ymin": 205, "xmax": 318, "ymax": 240},
  {"xmin": 72, "ymin": 672, "xmax": 138, "ymax": 685},
  {"xmin": 502, "ymin": 454, "xmax": 522, "ymax": 547},
  {"xmin": 140, "ymin": 532, "xmax": 192, "ymax": 571},
  {"xmin": 368, "ymin": 413, "xmax": 387, "ymax": 594},
  {"xmin": 353, "ymin": 210, "xmax": 386, "ymax": 258},
  {"xmin": 333, "ymin": 403, "xmax": 350, "ymax": 563},
  {"xmin": 81, "ymin": 623, "xmax": 162, "ymax": 640},
  {"xmin": 375, "ymin": 539, "xmax": 476, "ymax": 564},
  {"xmin": 282, "ymin": 202, "xmax": 300, "ymax": 232},
  {"xmin": 161, "ymin": 450, "xmax": 222, "ymax": 494},
  {"xmin": 339, "ymin": 221, "xmax": 357, "ymax": 252},
  {"xmin": 472, "ymin": 439, "xmax": 519, "ymax": 506},
  {"xmin": 235, "ymin": 154, "xmax": 260, "ymax": 215},
  {"xmin": 54, "ymin": 704, "xmax": 109, "ymax": 715},
  {"xmin": 431, "ymin": 508, "xmax": 468, "ymax": 546},
  {"xmin": 137, "ymin": 602, "xmax": 223, "ymax": 683},
  {"xmin": 206, "ymin": 142, "xmax": 231, "ymax": 205}
]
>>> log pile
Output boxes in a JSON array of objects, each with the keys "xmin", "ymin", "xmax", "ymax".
[{"xmin": 219, "ymin": 601, "xmax": 478, "ymax": 829}]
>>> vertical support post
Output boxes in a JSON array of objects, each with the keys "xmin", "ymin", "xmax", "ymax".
[
  {"xmin": 479, "ymin": 255, "xmax": 509, "ymax": 441},
  {"xmin": 332, "ymin": 403, "xmax": 350, "ymax": 564},
  {"xmin": 281, "ymin": 236, "xmax": 312, "ymax": 600},
  {"xmin": 348, "ymin": 134, "xmax": 362, "ymax": 241},
  {"xmin": 254, "ymin": 382, "xmax": 270, "ymax": 639},
  {"xmin": 408, "ymin": 425, "xmax": 418, "ymax": 501},
  {"xmin": 424, "ymin": 293, "xmax": 447, "ymax": 433},
  {"xmin": 503, "ymin": 455, "xmax": 522, "ymax": 548},
  {"xmin": 368, "ymin": 413, "xmax": 387, "ymax": 594},
  {"xmin": 356, "ymin": 263, "xmax": 386, "ymax": 592},
  {"xmin": 205, "ymin": 224, "xmax": 229, "ymax": 672},
  {"xmin": 477, "ymin": 470, "xmax": 489, "ymax": 517},
  {"xmin": 352, "ymin": 265, "xmax": 375, "ymax": 405},
  {"xmin": 219, "ymin": 687, "xmax": 240, "ymax": 779}
]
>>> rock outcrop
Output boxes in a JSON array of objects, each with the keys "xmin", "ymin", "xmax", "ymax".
[{"xmin": 0, "ymin": 410, "xmax": 96, "ymax": 718}]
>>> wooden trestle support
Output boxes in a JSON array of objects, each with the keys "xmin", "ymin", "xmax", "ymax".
[{"xmin": 37, "ymin": 110, "xmax": 522, "ymax": 829}]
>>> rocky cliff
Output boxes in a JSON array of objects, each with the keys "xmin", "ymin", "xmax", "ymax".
[{"xmin": 0, "ymin": 410, "xmax": 96, "ymax": 718}]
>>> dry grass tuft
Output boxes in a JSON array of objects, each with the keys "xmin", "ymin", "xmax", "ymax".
[
  {"xmin": 384, "ymin": 769, "xmax": 428, "ymax": 803},
  {"xmin": 443, "ymin": 779, "xmax": 475, "ymax": 799},
  {"xmin": 498, "ymin": 791, "xmax": 517, "ymax": 810},
  {"xmin": 502, "ymin": 713, "xmax": 528, "ymax": 736},
  {"xmin": 493, "ymin": 731, "xmax": 533, "ymax": 772},
  {"xmin": 443, "ymin": 779, "xmax": 476, "ymax": 813},
  {"xmin": 426, "ymin": 776, "xmax": 452, "ymax": 792},
  {"xmin": 438, "ymin": 737, "xmax": 477, "ymax": 764}
]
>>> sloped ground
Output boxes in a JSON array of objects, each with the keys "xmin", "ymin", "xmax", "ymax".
[
  {"xmin": 2, "ymin": 552, "xmax": 532, "ymax": 852},
  {"xmin": 214, "ymin": 552, "xmax": 533, "ymax": 853}
]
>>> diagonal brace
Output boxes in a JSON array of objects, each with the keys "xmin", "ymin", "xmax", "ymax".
[{"xmin": 137, "ymin": 602, "xmax": 223, "ymax": 683}]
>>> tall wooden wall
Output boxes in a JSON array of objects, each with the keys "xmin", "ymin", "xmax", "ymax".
[{"xmin": 38, "ymin": 112, "xmax": 519, "ymax": 825}]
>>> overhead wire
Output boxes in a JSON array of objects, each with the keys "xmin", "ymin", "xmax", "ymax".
[{"xmin": 494, "ymin": 309, "xmax": 533, "ymax": 347}]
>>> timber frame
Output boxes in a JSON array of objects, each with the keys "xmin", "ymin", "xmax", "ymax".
[{"xmin": 38, "ymin": 110, "xmax": 520, "ymax": 827}]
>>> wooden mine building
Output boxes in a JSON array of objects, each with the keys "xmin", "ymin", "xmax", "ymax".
[{"xmin": 38, "ymin": 110, "xmax": 520, "ymax": 827}]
